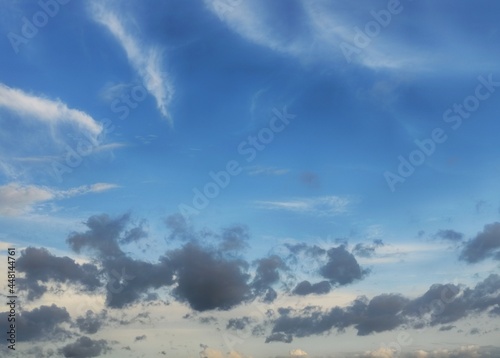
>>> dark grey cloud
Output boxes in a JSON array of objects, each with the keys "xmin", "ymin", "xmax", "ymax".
[
  {"xmin": 103, "ymin": 255, "xmax": 174, "ymax": 308},
  {"xmin": 251, "ymin": 255, "xmax": 286, "ymax": 301},
  {"xmin": 460, "ymin": 222, "xmax": 500, "ymax": 263},
  {"xmin": 266, "ymin": 274, "xmax": 500, "ymax": 342},
  {"xmin": 19, "ymin": 213, "xmax": 262, "ymax": 311},
  {"xmin": 0, "ymin": 304, "xmax": 70, "ymax": 341},
  {"xmin": 17, "ymin": 247, "xmax": 101, "ymax": 301},
  {"xmin": 403, "ymin": 282, "xmax": 465, "ymax": 325},
  {"xmin": 74, "ymin": 310, "xmax": 107, "ymax": 335},
  {"xmin": 320, "ymin": 245, "xmax": 369, "ymax": 285},
  {"xmin": 59, "ymin": 336, "xmax": 111, "ymax": 358},
  {"xmin": 134, "ymin": 335, "xmax": 146, "ymax": 341},
  {"xmin": 470, "ymin": 327, "xmax": 480, "ymax": 335},
  {"xmin": 355, "ymin": 294, "xmax": 409, "ymax": 335},
  {"xmin": 292, "ymin": 280, "xmax": 331, "ymax": 295},
  {"xmin": 121, "ymin": 221, "xmax": 148, "ymax": 244},
  {"xmin": 66, "ymin": 213, "xmax": 175, "ymax": 308},
  {"xmin": 219, "ymin": 225, "xmax": 249, "ymax": 253},
  {"xmin": 435, "ymin": 229, "xmax": 464, "ymax": 242},
  {"xmin": 168, "ymin": 242, "xmax": 251, "ymax": 311},
  {"xmin": 227, "ymin": 316, "xmax": 253, "ymax": 330},
  {"xmin": 352, "ymin": 239, "xmax": 384, "ymax": 258},
  {"xmin": 67, "ymin": 213, "xmax": 139, "ymax": 258},
  {"xmin": 439, "ymin": 325, "xmax": 455, "ymax": 331},
  {"xmin": 265, "ymin": 332, "xmax": 293, "ymax": 343},
  {"xmin": 164, "ymin": 213, "xmax": 194, "ymax": 242},
  {"xmin": 284, "ymin": 243, "xmax": 326, "ymax": 257},
  {"xmin": 199, "ymin": 316, "xmax": 218, "ymax": 325}
]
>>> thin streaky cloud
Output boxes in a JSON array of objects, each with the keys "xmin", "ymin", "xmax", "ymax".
[
  {"xmin": 0, "ymin": 83, "xmax": 102, "ymax": 140},
  {"xmin": 90, "ymin": 1, "xmax": 175, "ymax": 125},
  {"xmin": 0, "ymin": 182, "xmax": 119, "ymax": 216},
  {"xmin": 255, "ymin": 195, "xmax": 351, "ymax": 216}
]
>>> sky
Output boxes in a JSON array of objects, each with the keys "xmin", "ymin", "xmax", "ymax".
[{"xmin": 0, "ymin": 0, "xmax": 500, "ymax": 357}]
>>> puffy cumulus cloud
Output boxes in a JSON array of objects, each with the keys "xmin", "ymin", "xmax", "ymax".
[
  {"xmin": 19, "ymin": 213, "xmax": 263, "ymax": 311},
  {"xmin": 251, "ymin": 255, "xmax": 287, "ymax": 302},
  {"xmin": 265, "ymin": 332, "xmax": 293, "ymax": 343},
  {"xmin": 73, "ymin": 310, "xmax": 107, "ymax": 335},
  {"xmin": 460, "ymin": 222, "xmax": 500, "ymax": 263},
  {"xmin": 17, "ymin": 247, "xmax": 101, "ymax": 301},
  {"xmin": 59, "ymin": 336, "xmax": 111, "ymax": 358},
  {"xmin": 66, "ymin": 213, "xmax": 135, "ymax": 258},
  {"xmin": 169, "ymin": 242, "xmax": 251, "ymax": 311},
  {"xmin": 219, "ymin": 225, "xmax": 250, "ymax": 253},
  {"xmin": 320, "ymin": 245, "xmax": 369, "ymax": 285},
  {"xmin": 199, "ymin": 345, "xmax": 249, "ymax": 358},
  {"xmin": 102, "ymin": 254, "xmax": 173, "ymax": 308},
  {"xmin": 0, "ymin": 304, "xmax": 70, "ymax": 341},
  {"xmin": 361, "ymin": 347, "xmax": 397, "ymax": 358},
  {"xmin": 227, "ymin": 316, "xmax": 254, "ymax": 330},
  {"xmin": 280, "ymin": 242, "xmax": 369, "ymax": 295},
  {"xmin": 164, "ymin": 213, "xmax": 195, "ymax": 242},
  {"xmin": 289, "ymin": 348, "xmax": 308, "ymax": 357},
  {"xmin": 0, "ymin": 182, "xmax": 117, "ymax": 216},
  {"xmin": 355, "ymin": 294, "xmax": 410, "ymax": 335},
  {"xmin": 435, "ymin": 230, "xmax": 464, "ymax": 243},
  {"xmin": 267, "ymin": 274, "xmax": 500, "ymax": 342},
  {"xmin": 292, "ymin": 280, "xmax": 331, "ymax": 296}
]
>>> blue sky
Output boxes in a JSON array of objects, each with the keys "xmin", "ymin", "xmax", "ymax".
[{"xmin": 1, "ymin": 0, "xmax": 500, "ymax": 357}]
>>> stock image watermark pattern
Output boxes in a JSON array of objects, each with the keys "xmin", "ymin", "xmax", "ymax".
[{"xmin": 1, "ymin": 1, "xmax": 499, "ymax": 357}]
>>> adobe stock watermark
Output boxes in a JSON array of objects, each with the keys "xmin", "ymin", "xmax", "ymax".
[
  {"xmin": 106, "ymin": 267, "xmax": 136, "ymax": 294},
  {"xmin": 384, "ymin": 74, "xmax": 500, "ymax": 192},
  {"xmin": 50, "ymin": 83, "xmax": 149, "ymax": 182},
  {"xmin": 178, "ymin": 107, "xmax": 295, "ymax": 216},
  {"xmin": 221, "ymin": 302, "xmax": 274, "ymax": 351},
  {"xmin": 340, "ymin": 0, "xmax": 412, "ymax": 64},
  {"xmin": 7, "ymin": 0, "xmax": 72, "ymax": 54}
]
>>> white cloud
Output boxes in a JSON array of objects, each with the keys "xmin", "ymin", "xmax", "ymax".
[
  {"xmin": 204, "ymin": 0, "xmax": 424, "ymax": 70},
  {"xmin": 0, "ymin": 84, "xmax": 102, "ymax": 137},
  {"xmin": 200, "ymin": 347, "xmax": 249, "ymax": 358},
  {"xmin": 289, "ymin": 348, "xmax": 308, "ymax": 357},
  {"xmin": 0, "ymin": 84, "xmax": 105, "ymax": 180},
  {"xmin": 90, "ymin": 1, "xmax": 174, "ymax": 125},
  {"xmin": 362, "ymin": 347, "xmax": 397, "ymax": 358},
  {"xmin": 255, "ymin": 195, "xmax": 351, "ymax": 216},
  {"xmin": 0, "ymin": 182, "xmax": 118, "ymax": 216},
  {"xmin": 362, "ymin": 345, "xmax": 486, "ymax": 358}
]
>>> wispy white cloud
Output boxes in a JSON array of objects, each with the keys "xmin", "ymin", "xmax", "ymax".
[
  {"xmin": 255, "ymin": 195, "xmax": 351, "ymax": 216},
  {"xmin": 0, "ymin": 84, "xmax": 104, "ymax": 180},
  {"xmin": 0, "ymin": 83, "xmax": 102, "ymax": 138},
  {"xmin": 0, "ymin": 182, "xmax": 119, "ymax": 216},
  {"xmin": 90, "ymin": 1, "xmax": 174, "ymax": 125},
  {"xmin": 203, "ymin": 0, "xmax": 426, "ymax": 70},
  {"xmin": 245, "ymin": 165, "xmax": 290, "ymax": 176}
]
